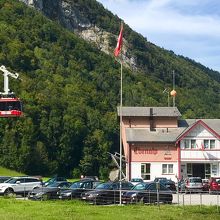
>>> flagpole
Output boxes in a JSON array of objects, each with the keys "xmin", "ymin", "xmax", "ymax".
[
  {"xmin": 119, "ymin": 59, "xmax": 123, "ymax": 205},
  {"xmin": 114, "ymin": 22, "xmax": 123, "ymax": 205}
]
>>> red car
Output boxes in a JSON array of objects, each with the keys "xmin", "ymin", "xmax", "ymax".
[{"xmin": 209, "ymin": 177, "xmax": 220, "ymax": 194}]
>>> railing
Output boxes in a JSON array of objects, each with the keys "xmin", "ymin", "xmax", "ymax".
[{"xmin": 4, "ymin": 187, "xmax": 220, "ymax": 211}]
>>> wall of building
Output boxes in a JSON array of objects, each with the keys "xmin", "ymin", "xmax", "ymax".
[
  {"xmin": 122, "ymin": 117, "xmax": 178, "ymax": 128},
  {"xmin": 180, "ymin": 162, "xmax": 220, "ymax": 179},
  {"xmin": 131, "ymin": 143, "xmax": 178, "ymax": 162},
  {"xmin": 130, "ymin": 161, "xmax": 178, "ymax": 182},
  {"xmin": 180, "ymin": 124, "xmax": 220, "ymax": 161}
]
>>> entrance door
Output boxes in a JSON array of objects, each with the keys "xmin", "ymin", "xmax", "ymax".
[{"xmin": 192, "ymin": 164, "xmax": 205, "ymax": 178}]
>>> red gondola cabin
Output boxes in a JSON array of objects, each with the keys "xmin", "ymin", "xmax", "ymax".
[{"xmin": 0, "ymin": 97, "xmax": 22, "ymax": 117}]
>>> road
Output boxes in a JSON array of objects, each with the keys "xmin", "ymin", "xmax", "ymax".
[{"xmin": 173, "ymin": 193, "xmax": 220, "ymax": 206}]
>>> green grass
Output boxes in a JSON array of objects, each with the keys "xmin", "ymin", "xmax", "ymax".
[
  {"xmin": 0, "ymin": 198, "xmax": 219, "ymax": 220},
  {"xmin": 0, "ymin": 166, "xmax": 25, "ymax": 177},
  {"xmin": 0, "ymin": 166, "xmax": 77, "ymax": 182}
]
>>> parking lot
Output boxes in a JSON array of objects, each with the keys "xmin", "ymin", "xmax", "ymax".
[{"xmin": 14, "ymin": 193, "xmax": 220, "ymax": 207}]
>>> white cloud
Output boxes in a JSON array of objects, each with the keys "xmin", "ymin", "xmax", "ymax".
[{"xmin": 98, "ymin": 0, "xmax": 220, "ymax": 71}]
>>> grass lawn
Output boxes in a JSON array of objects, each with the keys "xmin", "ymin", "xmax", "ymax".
[
  {"xmin": 0, "ymin": 166, "xmax": 77, "ymax": 182},
  {"xmin": 0, "ymin": 198, "xmax": 219, "ymax": 220},
  {"xmin": 0, "ymin": 166, "xmax": 25, "ymax": 177}
]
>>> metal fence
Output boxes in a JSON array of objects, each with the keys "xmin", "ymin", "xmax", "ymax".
[{"xmin": 8, "ymin": 188, "xmax": 220, "ymax": 211}]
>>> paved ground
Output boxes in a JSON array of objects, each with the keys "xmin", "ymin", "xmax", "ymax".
[{"xmin": 173, "ymin": 193, "xmax": 220, "ymax": 206}]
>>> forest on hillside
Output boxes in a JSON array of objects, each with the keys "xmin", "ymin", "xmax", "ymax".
[{"xmin": 0, "ymin": 0, "xmax": 219, "ymax": 178}]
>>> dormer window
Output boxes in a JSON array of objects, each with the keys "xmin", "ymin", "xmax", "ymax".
[
  {"xmin": 204, "ymin": 139, "xmax": 216, "ymax": 149},
  {"xmin": 191, "ymin": 140, "xmax": 196, "ymax": 149},
  {"xmin": 184, "ymin": 139, "xmax": 190, "ymax": 149},
  {"xmin": 182, "ymin": 139, "xmax": 197, "ymax": 149}
]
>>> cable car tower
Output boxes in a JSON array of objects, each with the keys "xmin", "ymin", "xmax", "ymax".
[{"xmin": 0, "ymin": 65, "xmax": 23, "ymax": 117}]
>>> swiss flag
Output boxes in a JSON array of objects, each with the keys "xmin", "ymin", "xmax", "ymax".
[{"xmin": 114, "ymin": 24, "xmax": 123, "ymax": 57}]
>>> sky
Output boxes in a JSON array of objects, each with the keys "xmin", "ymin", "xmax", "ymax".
[{"xmin": 97, "ymin": 0, "xmax": 220, "ymax": 72}]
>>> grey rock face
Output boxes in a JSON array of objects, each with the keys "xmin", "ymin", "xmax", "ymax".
[
  {"xmin": 20, "ymin": 0, "xmax": 91, "ymax": 31},
  {"xmin": 19, "ymin": 0, "xmax": 137, "ymax": 69},
  {"xmin": 20, "ymin": 0, "xmax": 43, "ymax": 10}
]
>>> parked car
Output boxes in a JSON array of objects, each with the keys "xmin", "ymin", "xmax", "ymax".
[
  {"xmin": 185, "ymin": 177, "xmax": 203, "ymax": 193},
  {"xmin": 43, "ymin": 177, "xmax": 67, "ymax": 186},
  {"xmin": 28, "ymin": 181, "xmax": 71, "ymax": 200},
  {"xmin": 122, "ymin": 182, "xmax": 173, "ymax": 204},
  {"xmin": 0, "ymin": 176, "xmax": 42, "ymax": 196},
  {"xmin": 83, "ymin": 176, "xmax": 99, "ymax": 181},
  {"xmin": 130, "ymin": 178, "xmax": 144, "ymax": 186},
  {"xmin": 176, "ymin": 178, "xmax": 186, "ymax": 192},
  {"xmin": 59, "ymin": 179, "xmax": 102, "ymax": 200},
  {"xmin": 202, "ymin": 179, "xmax": 209, "ymax": 192},
  {"xmin": 81, "ymin": 181, "xmax": 134, "ymax": 205},
  {"xmin": 154, "ymin": 177, "xmax": 176, "ymax": 191},
  {"xmin": 0, "ymin": 176, "xmax": 11, "ymax": 183},
  {"xmin": 209, "ymin": 177, "xmax": 220, "ymax": 194}
]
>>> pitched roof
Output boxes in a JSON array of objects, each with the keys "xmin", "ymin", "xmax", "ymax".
[
  {"xmin": 126, "ymin": 127, "xmax": 186, "ymax": 143},
  {"xmin": 125, "ymin": 119, "xmax": 220, "ymax": 143},
  {"xmin": 176, "ymin": 119, "xmax": 220, "ymax": 142},
  {"xmin": 186, "ymin": 119, "xmax": 220, "ymax": 135},
  {"xmin": 117, "ymin": 107, "xmax": 181, "ymax": 117}
]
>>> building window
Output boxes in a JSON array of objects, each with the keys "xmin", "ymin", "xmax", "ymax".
[
  {"xmin": 204, "ymin": 140, "xmax": 209, "ymax": 149},
  {"xmin": 191, "ymin": 140, "xmax": 196, "ymax": 149},
  {"xmin": 204, "ymin": 140, "xmax": 216, "ymax": 149},
  {"xmin": 141, "ymin": 163, "xmax": 150, "ymax": 180},
  {"xmin": 162, "ymin": 164, "xmax": 173, "ymax": 174},
  {"xmin": 184, "ymin": 140, "xmax": 190, "ymax": 149},
  {"xmin": 183, "ymin": 139, "xmax": 197, "ymax": 149},
  {"xmin": 210, "ymin": 140, "xmax": 215, "ymax": 149},
  {"xmin": 212, "ymin": 164, "xmax": 217, "ymax": 176}
]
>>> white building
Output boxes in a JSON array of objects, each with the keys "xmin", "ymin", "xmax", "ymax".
[{"xmin": 119, "ymin": 107, "xmax": 220, "ymax": 182}]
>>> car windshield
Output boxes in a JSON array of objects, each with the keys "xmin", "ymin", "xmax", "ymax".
[
  {"xmin": 47, "ymin": 182, "xmax": 62, "ymax": 187},
  {"xmin": 155, "ymin": 178, "xmax": 167, "ymax": 182},
  {"xmin": 132, "ymin": 183, "xmax": 148, "ymax": 190},
  {"xmin": 95, "ymin": 182, "xmax": 112, "ymax": 189},
  {"xmin": 190, "ymin": 178, "xmax": 202, "ymax": 183},
  {"xmin": 131, "ymin": 178, "xmax": 142, "ymax": 182},
  {"xmin": 69, "ymin": 182, "xmax": 83, "ymax": 189},
  {"xmin": 44, "ymin": 178, "xmax": 55, "ymax": 185},
  {"xmin": 213, "ymin": 178, "xmax": 220, "ymax": 183},
  {"xmin": 5, "ymin": 178, "xmax": 18, "ymax": 184}
]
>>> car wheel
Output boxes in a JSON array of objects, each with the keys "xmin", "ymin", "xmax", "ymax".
[{"xmin": 4, "ymin": 188, "xmax": 15, "ymax": 197}]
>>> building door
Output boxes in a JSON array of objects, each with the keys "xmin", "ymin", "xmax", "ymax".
[{"xmin": 192, "ymin": 164, "xmax": 205, "ymax": 178}]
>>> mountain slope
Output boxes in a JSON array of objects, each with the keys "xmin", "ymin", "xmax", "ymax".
[
  {"xmin": 20, "ymin": 0, "xmax": 220, "ymax": 118},
  {"xmin": 0, "ymin": 0, "xmax": 219, "ymax": 178}
]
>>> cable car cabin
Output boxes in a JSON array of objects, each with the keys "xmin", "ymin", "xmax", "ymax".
[{"xmin": 0, "ymin": 97, "xmax": 22, "ymax": 117}]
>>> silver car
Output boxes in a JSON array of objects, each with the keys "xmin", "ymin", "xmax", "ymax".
[
  {"xmin": 0, "ymin": 176, "xmax": 42, "ymax": 196},
  {"xmin": 185, "ymin": 177, "xmax": 203, "ymax": 193}
]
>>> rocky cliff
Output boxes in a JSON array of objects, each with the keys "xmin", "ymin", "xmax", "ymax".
[{"xmin": 19, "ymin": 0, "xmax": 137, "ymax": 69}]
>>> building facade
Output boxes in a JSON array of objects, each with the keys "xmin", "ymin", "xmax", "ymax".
[{"xmin": 118, "ymin": 107, "xmax": 220, "ymax": 182}]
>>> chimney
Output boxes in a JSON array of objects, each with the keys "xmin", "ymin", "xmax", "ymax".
[{"xmin": 150, "ymin": 108, "xmax": 155, "ymax": 131}]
